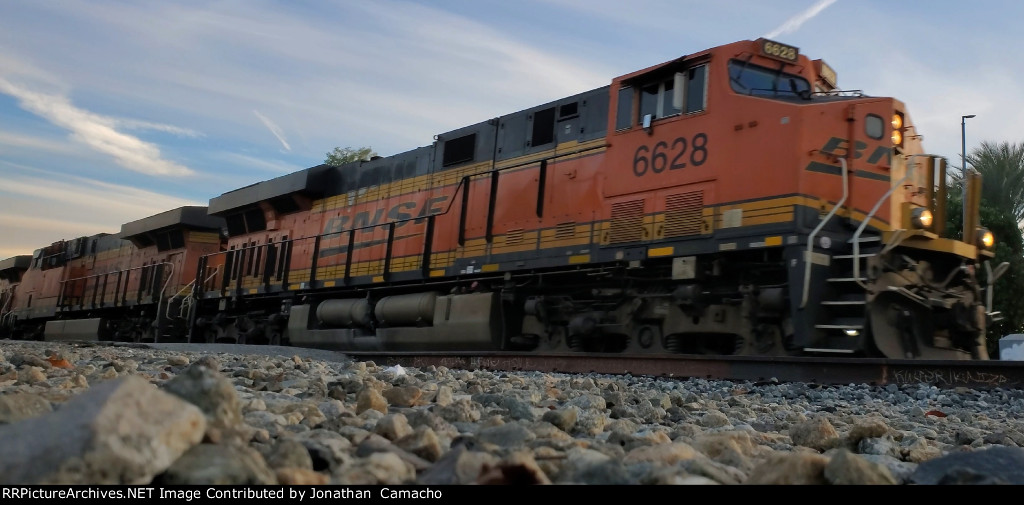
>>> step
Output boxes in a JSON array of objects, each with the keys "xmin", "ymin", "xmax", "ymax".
[
  {"xmin": 820, "ymin": 300, "xmax": 866, "ymax": 306},
  {"xmin": 814, "ymin": 324, "xmax": 864, "ymax": 330},
  {"xmin": 802, "ymin": 347, "xmax": 856, "ymax": 354},
  {"xmin": 848, "ymin": 235, "xmax": 881, "ymax": 243},
  {"xmin": 826, "ymin": 277, "xmax": 867, "ymax": 282},
  {"xmin": 832, "ymin": 253, "xmax": 877, "ymax": 260}
]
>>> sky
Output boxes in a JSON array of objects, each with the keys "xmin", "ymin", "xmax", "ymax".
[{"xmin": 2, "ymin": 0, "xmax": 1023, "ymax": 260}]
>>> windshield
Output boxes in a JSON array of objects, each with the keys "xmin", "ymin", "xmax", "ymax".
[{"xmin": 729, "ymin": 60, "xmax": 810, "ymax": 98}]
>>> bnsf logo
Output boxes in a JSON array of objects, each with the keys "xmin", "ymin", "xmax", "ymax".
[
  {"xmin": 322, "ymin": 196, "xmax": 448, "ymax": 235},
  {"xmin": 820, "ymin": 137, "xmax": 891, "ymax": 164}
]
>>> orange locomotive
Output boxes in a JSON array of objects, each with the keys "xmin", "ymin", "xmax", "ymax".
[
  {"xmin": 0, "ymin": 38, "xmax": 1005, "ymax": 359},
  {"xmin": 1, "ymin": 208, "xmax": 223, "ymax": 342}
]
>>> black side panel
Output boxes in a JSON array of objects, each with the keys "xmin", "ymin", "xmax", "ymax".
[
  {"xmin": 496, "ymin": 113, "xmax": 528, "ymax": 162},
  {"xmin": 434, "ymin": 121, "xmax": 498, "ymax": 174}
]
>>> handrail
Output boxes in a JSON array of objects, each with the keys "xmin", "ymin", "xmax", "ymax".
[
  {"xmin": 173, "ymin": 279, "xmax": 196, "ymax": 299},
  {"xmin": 60, "ymin": 261, "xmax": 173, "ymax": 308},
  {"xmin": 852, "ymin": 154, "xmax": 928, "ymax": 289},
  {"xmin": 985, "ymin": 261, "xmax": 1010, "ymax": 313},
  {"xmin": 59, "ymin": 261, "xmax": 171, "ymax": 284},
  {"xmin": 153, "ymin": 262, "xmax": 175, "ymax": 338},
  {"xmin": 195, "ymin": 143, "xmax": 609, "ymax": 276},
  {"xmin": 175, "ymin": 265, "xmax": 220, "ymax": 299},
  {"xmin": 196, "ymin": 169, "xmax": 478, "ymax": 287},
  {"xmin": 0, "ymin": 287, "xmax": 12, "ymax": 326},
  {"xmin": 801, "ymin": 158, "xmax": 848, "ymax": 309}
]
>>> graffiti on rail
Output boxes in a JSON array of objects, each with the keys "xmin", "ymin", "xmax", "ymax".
[
  {"xmin": 432, "ymin": 357, "xmax": 469, "ymax": 370},
  {"xmin": 892, "ymin": 368, "xmax": 1008, "ymax": 387},
  {"xmin": 424, "ymin": 356, "xmax": 531, "ymax": 372},
  {"xmin": 476, "ymin": 356, "xmax": 527, "ymax": 371}
]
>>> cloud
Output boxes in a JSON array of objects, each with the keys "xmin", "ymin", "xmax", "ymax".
[
  {"xmin": 0, "ymin": 77, "xmax": 194, "ymax": 176},
  {"xmin": 0, "ymin": 130, "xmax": 87, "ymax": 156},
  {"xmin": 764, "ymin": 0, "xmax": 837, "ymax": 39},
  {"xmin": 253, "ymin": 110, "xmax": 292, "ymax": 151},
  {"xmin": 0, "ymin": 162, "xmax": 202, "ymax": 258}
]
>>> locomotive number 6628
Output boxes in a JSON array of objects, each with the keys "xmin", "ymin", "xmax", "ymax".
[{"xmin": 632, "ymin": 133, "xmax": 708, "ymax": 177}]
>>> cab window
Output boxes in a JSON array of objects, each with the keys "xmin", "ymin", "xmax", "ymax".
[{"xmin": 729, "ymin": 60, "xmax": 810, "ymax": 98}]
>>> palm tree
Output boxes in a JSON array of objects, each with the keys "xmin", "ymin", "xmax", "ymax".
[
  {"xmin": 952, "ymin": 141, "xmax": 1024, "ymax": 223},
  {"xmin": 945, "ymin": 141, "xmax": 1024, "ymax": 355}
]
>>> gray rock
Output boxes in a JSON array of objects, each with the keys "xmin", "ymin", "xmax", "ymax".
[
  {"xmin": 477, "ymin": 422, "xmax": 536, "ymax": 447},
  {"xmin": 374, "ymin": 413, "xmax": 413, "ymax": 441},
  {"xmin": 565, "ymin": 460, "xmax": 635, "ymax": 485},
  {"xmin": 161, "ymin": 361, "xmax": 245, "ymax": 443},
  {"xmin": 382, "ymin": 386, "xmax": 423, "ymax": 407},
  {"xmin": 859, "ymin": 454, "xmax": 918, "ymax": 483},
  {"xmin": 435, "ymin": 385, "xmax": 454, "ymax": 406},
  {"xmin": 500, "ymin": 396, "xmax": 536, "ymax": 421},
  {"xmin": 745, "ymin": 452, "xmax": 829, "ymax": 484},
  {"xmin": 824, "ymin": 449, "xmax": 897, "ymax": 485},
  {"xmin": 699, "ymin": 411, "xmax": 730, "ymax": 428},
  {"xmin": 336, "ymin": 452, "xmax": 416, "ymax": 485},
  {"xmin": 0, "ymin": 393, "xmax": 52, "ymax": 423},
  {"xmin": 156, "ymin": 443, "xmax": 277, "ymax": 485},
  {"xmin": 417, "ymin": 446, "xmax": 500, "ymax": 485},
  {"xmin": 858, "ymin": 435, "xmax": 901, "ymax": 458},
  {"xmin": 541, "ymin": 407, "xmax": 578, "ymax": 432},
  {"xmin": 910, "ymin": 446, "xmax": 1024, "ymax": 485},
  {"xmin": 355, "ymin": 387, "xmax": 388, "ymax": 414},
  {"xmin": 264, "ymin": 439, "xmax": 314, "ymax": 470},
  {"xmin": 436, "ymin": 399, "xmax": 481, "ymax": 423},
  {"xmin": 678, "ymin": 456, "xmax": 746, "ymax": 485},
  {"xmin": 0, "ymin": 376, "xmax": 205, "ymax": 484},
  {"xmin": 355, "ymin": 433, "xmax": 432, "ymax": 471},
  {"xmin": 296, "ymin": 429, "xmax": 353, "ymax": 472},
  {"xmin": 395, "ymin": 425, "xmax": 444, "ymax": 462},
  {"xmin": 566, "ymin": 393, "xmax": 606, "ymax": 411},
  {"xmin": 789, "ymin": 416, "xmax": 839, "ymax": 451}
]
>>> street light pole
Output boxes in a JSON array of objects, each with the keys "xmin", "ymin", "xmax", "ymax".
[
  {"xmin": 962, "ymin": 114, "xmax": 975, "ymax": 174},
  {"xmin": 961, "ymin": 114, "xmax": 976, "ymax": 231}
]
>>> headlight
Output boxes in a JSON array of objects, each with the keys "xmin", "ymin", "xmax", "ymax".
[
  {"xmin": 911, "ymin": 207, "xmax": 933, "ymax": 229},
  {"xmin": 978, "ymin": 228, "xmax": 995, "ymax": 250},
  {"xmin": 891, "ymin": 112, "xmax": 905, "ymax": 148}
]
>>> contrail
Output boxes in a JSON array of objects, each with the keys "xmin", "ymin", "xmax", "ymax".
[
  {"xmin": 764, "ymin": 0, "xmax": 837, "ymax": 39},
  {"xmin": 253, "ymin": 110, "xmax": 292, "ymax": 152}
]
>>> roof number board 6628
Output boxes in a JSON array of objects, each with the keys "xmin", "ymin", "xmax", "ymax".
[{"xmin": 759, "ymin": 39, "xmax": 799, "ymax": 63}]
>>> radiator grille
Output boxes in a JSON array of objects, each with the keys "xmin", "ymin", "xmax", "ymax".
[
  {"xmin": 664, "ymin": 191, "xmax": 703, "ymax": 238},
  {"xmin": 609, "ymin": 200, "xmax": 645, "ymax": 244},
  {"xmin": 506, "ymin": 228, "xmax": 524, "ymax": 245},
  {"xmin": 555, "ymin": 222, "xmax": 576, "ymax": 239}
]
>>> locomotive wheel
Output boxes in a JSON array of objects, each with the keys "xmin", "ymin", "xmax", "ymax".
[
  {"xmin": 734, "ymin": 324, "xmax": 787, "ymax": 356},
  {"xmin": 542, "ymin": 327, "xmax": 565, "ymax": 350},
  {"xmin": 201, "ymin": 326, "xmax": 225, "ymax": 344},
  {"xmin": 868, "ymin": 291, "xmax": 973, "ymax": 360}
]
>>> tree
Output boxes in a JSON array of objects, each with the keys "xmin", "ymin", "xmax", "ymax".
[
  {"xmin": 325, "ymin": 146, "xmax": 377, "ymax": 166},
  {"xmin": 945, "ymin": 192, "xmax": 1024, "ymax": 356},
  {"xmin": 953, "ymin": 141, "xmax": 1024, "ymax": 222},
  {"xmin": 945, "ymin": 142, "xmax": 1024, "ymax": 356}
]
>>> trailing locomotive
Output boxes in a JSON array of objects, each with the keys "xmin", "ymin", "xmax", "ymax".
[{"xmin": 0, "ymin": 38, "xmax": 1008, "ymax": 360}]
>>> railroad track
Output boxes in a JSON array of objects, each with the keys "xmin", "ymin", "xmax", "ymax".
[
  {"xmin": 343, "ymin": 351, "xmax": 1024, "ymax": 390},
  {"xmin": 35, "ymin": 340, "xmax": 1024, "ymax": 390}
]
